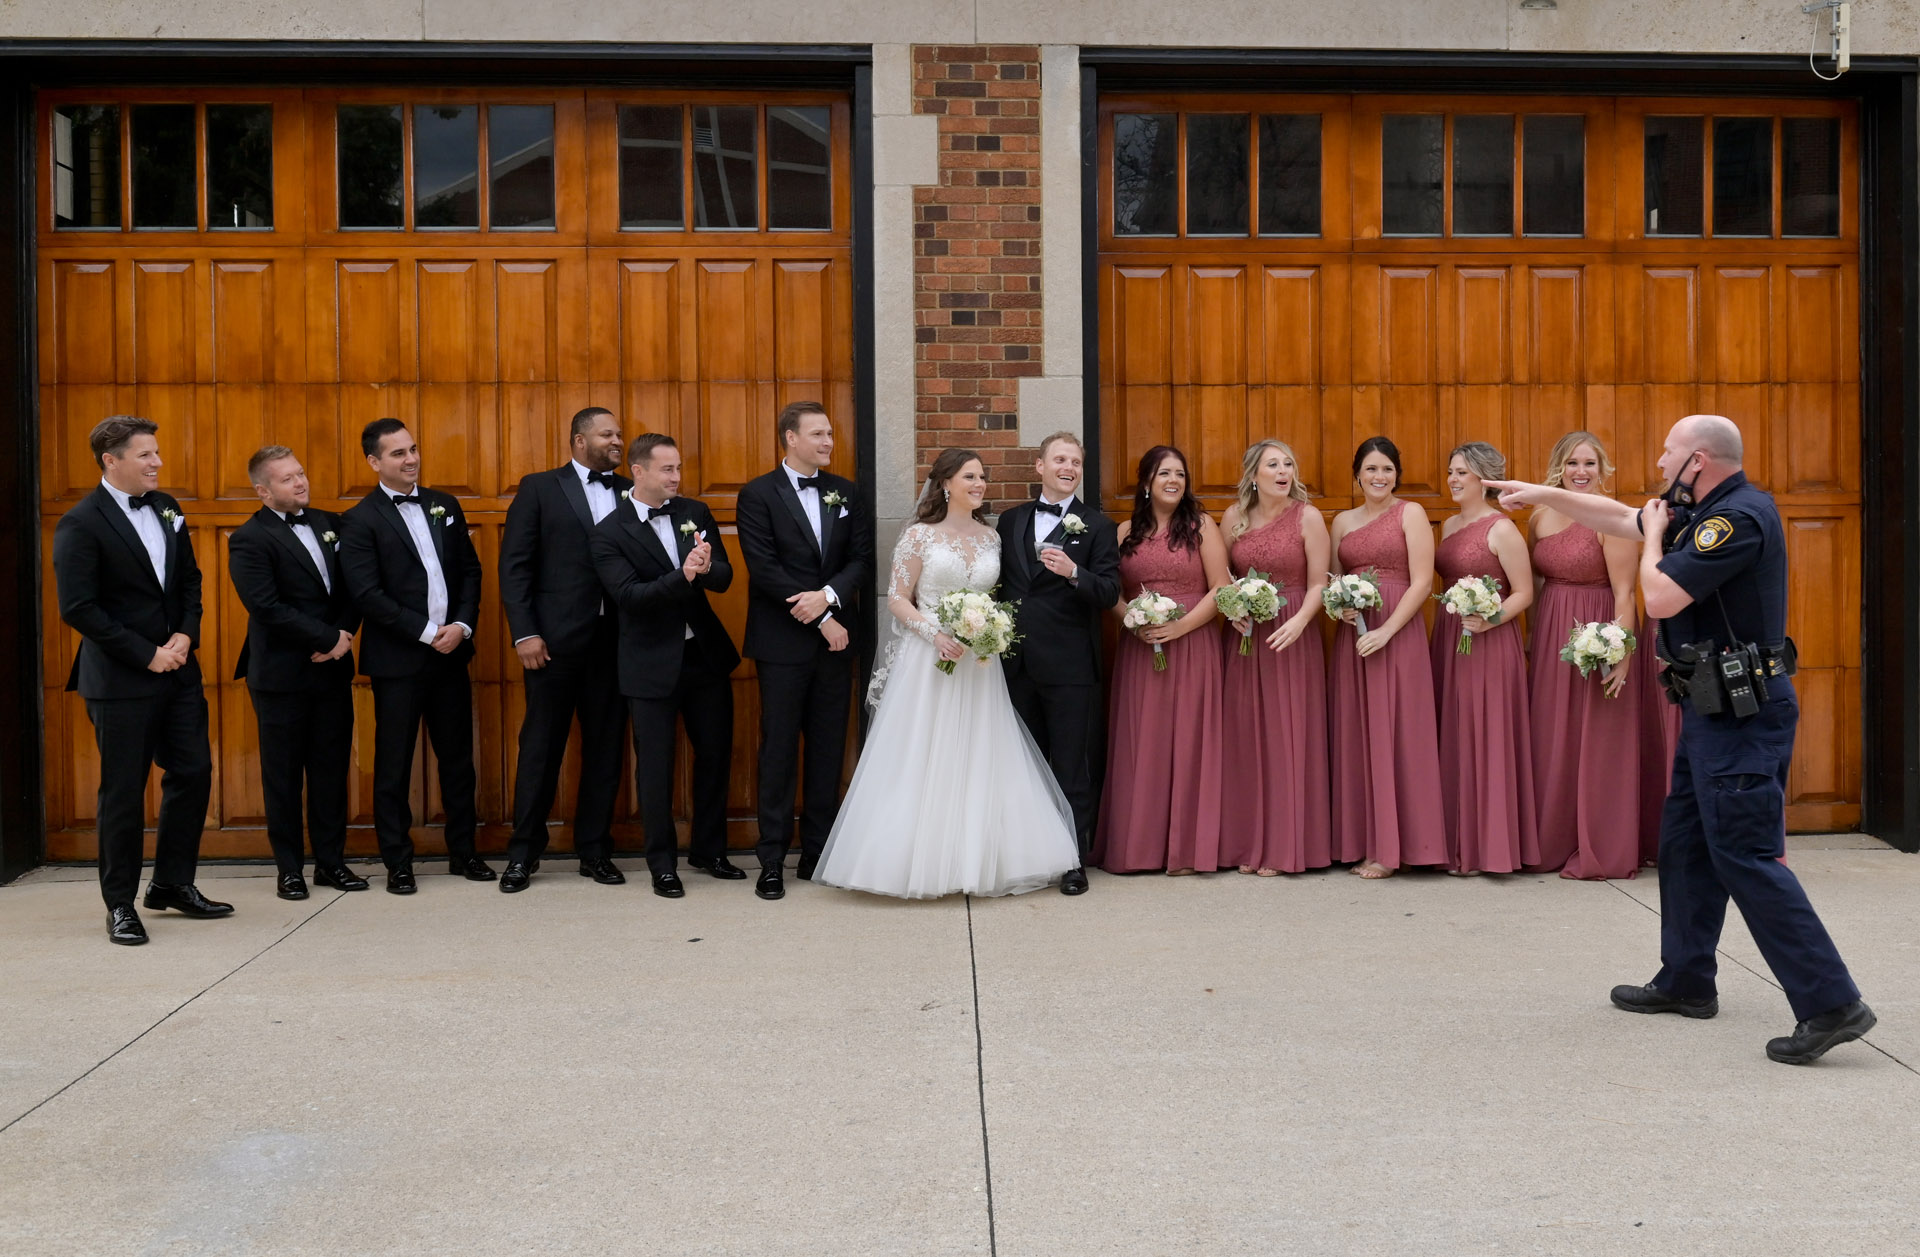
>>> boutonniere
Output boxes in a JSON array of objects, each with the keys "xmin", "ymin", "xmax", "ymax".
[
  {"xmin": 822, "ymin": 490, "xmax": 846, "ymax": 509},
  {"xmin": 320, "ymin": 530, "xmax": 339, "ymax": 547},
  {"xmin": 620, "ymin": 488, "xmax": 632, "ymax": 502},
  {"xmin": 428, "ymin": 504, "xmax": 451, "ymax": 526},
  {"xmin": 679, "ymin": 520, "xmax": 699, "ymax": 537},
  {"xmin": 159, "ymin": 507, "xmax": 182, "ymax": 531},
  {"xmin": 1060, "ymin": 514, "xmax": 1087, "ymax": 535}
]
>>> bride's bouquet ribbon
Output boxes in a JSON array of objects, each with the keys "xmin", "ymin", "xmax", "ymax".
[
  {"xmin": 1437, "ymin": 574, "xmax": 1503, "ymax": 655},
  {"xmin": 1122, "ymin": 589, "xmax": 1185, "ymax": 672},
  {"xmin": 932, "ymin": 590, "xmax": 1020, "ymax": 675},
  {"xmin": 1214, "ymin": 570, "xmax": 1286, "ymax": 657},
  {"xmin": 1321, "ymin": 569, "xmax": 1384, "ymax": 642}
]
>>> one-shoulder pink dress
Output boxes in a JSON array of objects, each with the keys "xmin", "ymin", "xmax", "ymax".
[
  {"xmin": 1219, "ymin": 503, "xmax": 1331, "ymax": 872},
  {"xmin": 1096, "ymin": 528, "xmax": 1225, "ymax": 873},
  {"xmin": 1327, "ymin": 500, "xmax": 1447, "ymax": 869},
  {"xmin": 1528, "ymin": 522, "xmax": 1641, "ymax": 878},
  {"xmin": 1430, "ymin": 512, "xmax": 1539, "ymax": 873}
]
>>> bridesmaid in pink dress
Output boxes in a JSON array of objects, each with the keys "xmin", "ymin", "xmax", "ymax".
[
  {"xmin": 1096, "ymin": 445, "xmax": 1232, "ymax": 875},
  {"xmin": 1431, "ymin": 442, "xmax": 1539, "ymax": 874},
  {"xmin": 1527, "ymin": 431, "xmax": 1644, "ymax": 879},
  {"xmin": 1218, "ymin": 440, "xmax": 1331, "ymax": 875},
  {"xmin": 1326, "ymin": 437, "xmax": 1447, "ymax": 879}
]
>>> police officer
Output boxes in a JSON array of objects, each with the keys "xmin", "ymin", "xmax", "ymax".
[{"xmin": 1488, "ymin": 415, "xmax": 1875, "ymax": 1065}]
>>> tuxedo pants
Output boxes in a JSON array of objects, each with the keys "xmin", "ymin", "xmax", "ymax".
[
  {"xmin": 1007, "ymin": 673, "xmax": 1101, "ymax": 857},
  {"xmin": 84, "ymin": 669, "xmax": 212, "ymax": 907},
  {"xmin": 249, "ymin": 682, "xmax": 353, "ymax": 874},
  {"xmin": 370, "ymin": 655, "xmax": 479, "ymax": 868},
  {"xmin": 506, "ymin": 616, "xmax": 626, "ymax": 864},
  {"xmin": 628, "ymin": 661, "xmax": 733, "ymax": 874},
  {"xmin": 753, "ymin": 651, "xmax": 854, "ymax": 870}
]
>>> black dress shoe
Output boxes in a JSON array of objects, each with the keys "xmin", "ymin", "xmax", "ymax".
[
  {"xmin": 1059, "ymin": 867, "xmax": 1089, "ymax": 896},
  {"xmin": 276, "ymin": 873, "xmax": 310, "ymax": 901},
  {"xmin": 143, "ymin": 883, "xmax": 235, "ymax": 918},
  {"xmin": 387, "ymin": 866, "xmax": 417, "ymax": 895},
  {"xmin": 1766, "ymin": 999, "xmax": 1877, "ymax": 1065},
  {"xmin": 690, "ymin": 855, "xmax": 748, "ymax": 880},
  {"xmin": 651, "ymin": 871, "xmax": 686, "ymax": 899},
  {"xmin": 795, "ymin": 854, "xmax": 818, "ymax": 882},
  {"xmin": 450, "ymin": 857, "xmax": 497, "ymax": 882},
  {"xmin": 756, "ymin": 867, "xmax": 786, "ymax": 900},
  {"xmin": 499, "ymin": 861, "xmax": 532, "ymax": 893},
  {"xmin": 578, "ymin": 857, "xmax": 626, "ymax": 885},
  {"xmin": 106, "ymin": 904, "xmax": 148, "ymax": 946},
  {"xmin": 1609, "ymin": 982, "xmax": 1718, "ymax": 1019},
  {"xmin": 313, "ymin": 864, "xmax": 369, "ymax": 892}
]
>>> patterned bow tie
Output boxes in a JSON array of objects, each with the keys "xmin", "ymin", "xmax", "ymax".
[
  {"xmin": 126, "ymin": 491, "xmax": 157, "ymax": 511},
  {"xmin": 389, "ymin": 493, "xmax": 420, "ymax": 507},
  {"xmin": 586, "ymin": 469, "xmax": 617, "ymax": 488},
  {"xmin": 285, "ymin": 510, "xmax": 310, "ymax": 527},
  {"xmin": 794, "ymin": 475, "xmax": 822, "ymax": 493},
  {"xmin": 1035, "ymin": 501, "xmax": 1065, "ymax": 516}
]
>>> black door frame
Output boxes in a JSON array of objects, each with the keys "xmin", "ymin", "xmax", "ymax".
[
  {"xmin": 1079, "ymin": 49, "xmax": 1920, "ymax": 853},
  {"xmin": 0, "ymin": 41, "xmax": 877, "ymax": 882}
]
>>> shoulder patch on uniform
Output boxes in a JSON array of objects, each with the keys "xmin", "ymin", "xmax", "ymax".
[{"xmin": 1693, "ymin": 515, "xmax": 1734, "ymax": 552}]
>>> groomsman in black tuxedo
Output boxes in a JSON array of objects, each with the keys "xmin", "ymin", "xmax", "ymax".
[
  {"xmin": 228, "ymin": 445, "xmax": 367, "ymax": 901},
  {"xmin": 497, "ymin": 407, "xmax": 632, "ymax": 892},
  {"xmin": 338, "ymin": 417, "xmax": 493, "ymax": 894},
  {"xmin": 53, "ymin": 416, "xmax": 231, "ymax": 944},
  {"xmin": 735, "ymin": 401, "xmax": 873, "ymax": 901},
  {"xmin": 589, "ymin": 433, "xmax": 741, "ymax": 899},
  {"xmin": 995, "ymin": 431, "xmax": 1121, "ymax": 895}
]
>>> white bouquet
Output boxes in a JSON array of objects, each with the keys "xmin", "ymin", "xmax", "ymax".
[
  {"xmin": 1561, "ymin": 620, "xmax": 1636, "ymax": 690},
  {"xmin": 1321, "ymin": 568, "xmax": 1384, "ymax": 637},
  {"xmin": 1214, "ymin": 569, "xmax": 1286, "ymax": 657},
  {"xmin": 1437, "ymin": 574, "xmax": 1504, "ymax": 655},
  {"xmin": 933, "ymin": 590, "xmax": 1019, "ymax": 675},
  {"xmin": 1122, "ymin": 589, "xmax": 1186, "ymax": 673}
]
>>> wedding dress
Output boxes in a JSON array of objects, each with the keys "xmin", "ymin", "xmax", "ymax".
[{"xmin": 814, "ymin": 523, "xmax": 1080, "ymax": 899}]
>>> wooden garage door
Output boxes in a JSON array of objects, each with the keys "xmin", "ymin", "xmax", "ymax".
[
  {"xmin": 37, "ymin": 86, "xmax": 855, "ymax": 859},
  {"xmin": 1098, "ymin": 93, "xmax": 1860, "ymax": 831}
]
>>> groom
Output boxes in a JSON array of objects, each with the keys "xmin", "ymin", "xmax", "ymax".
[
  {"xmin": 996, "ymin": 431, "xmax": 1121, "ymax": 895},
  {"xmin": 736, "ymin": 401, "xmax": 872, "ymax": 902}
]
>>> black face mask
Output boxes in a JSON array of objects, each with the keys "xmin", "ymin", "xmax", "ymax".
[{"xmin": 1661, "ymin": 453, "xmax": 1703, "ymax": 543}]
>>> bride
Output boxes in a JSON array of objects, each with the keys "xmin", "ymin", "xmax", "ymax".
[{"xmin": 814, "ymin": 448, "xmax": 1082, "ymax": 899}]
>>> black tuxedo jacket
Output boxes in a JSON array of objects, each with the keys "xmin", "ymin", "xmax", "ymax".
[
  {"xmin": 499, "ymin": 463, "xmax": 634, "ymax": 657},
  {"xmin": 52, "ymin": 485, "xmax": 204, "ymax": 699},
  {"xmin": 735, "ymin": 466, "xmax": 872, "ymax": 664},
  {"xmin": 995, "ymin": 497, "xmax": 1121, "ymax": 687},
  {"xmin": 338, "ymin": 485, "xmax": 483, "ymax": 678},
  {"xmin": 228, "ymin": 506, "xmax": 360, "ymax": 693},
  {"xmin": 590, "ymin": 497, "xmax": 740, "ymax": 699}
]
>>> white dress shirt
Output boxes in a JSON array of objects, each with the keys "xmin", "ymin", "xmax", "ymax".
[
  {"xmin": 781, "ymin": 460, "xmax": 841, "ymax": 616},
  {"xmin": 632, "ymin": 495, "xmax": 696, "ymax": 639},
  {"xmin": 1032, "ymin": 492, "xmax": 1079, "ymax": 581},
  {"xmin": 385, "ymin": 485, "xmax": 463, "ymax": 645},
  {"xmin": 574, "ymin": 459, "xmax": 618, "ymax": 525},
  {"xmin": 101, "ymin": 479, "xmax": 168, "ymax": 589},
  {"xmin": 280, "ymin": 509, "xmax": 331, "ymax": 592}
]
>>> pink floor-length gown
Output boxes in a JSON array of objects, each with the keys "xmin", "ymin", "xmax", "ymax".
[
  {"xmin": 1219, "ymin": 503, "xmax": 1331, "ymax": 872},
  {"xmin": 1634, "ymin": 617, "xmax": 1683, "ymax": 865},
  {"xmin": 1096, "ymin": 528, "xmax": 1225, "ymax": 873},
  {"xmin": 1328, "ymin": 500, "xmax": 1448, "ymax": 869},
  {"xmin": 1528, "ymin": 523, "xmax": 1641, "ymax": 878},
  {"xmin": 1430, "ymin": 513, "xmax": 1540, "ymax": 873}
]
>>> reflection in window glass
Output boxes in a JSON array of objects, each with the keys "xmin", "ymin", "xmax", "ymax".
[
  {"xmin": 1452, "ymin": 115, "xmax": 1514, "ymax": 236},
  {"xmin": 413, "ymin": 104, "xmax": 479, "ymax": 230},
  {"xmin": 1113, "ymin": 113, "xmax": 1177, "ymax": 237},
  {"xmin": 619, "ymin": 105, "xmax": 684, "ymax": 230},
  {"xmin": 1382, "ymin": 114, "xmax": 1443, "ymax": 237},
  {"xmin": 768, "ymin": 106, "xmax": 832, "ymax": 231},
  {"xmin": 338, "ymin": 105, "xmax": 403, "ymax": 229},
  {"xmin": 1258, "ymin": 115, "xmax": 1320, "ymax": 237},
  {"xmin": 488, "ymin": 105, "xmax": 555, "ymax": 229},
  {"xmin": 693, "ymin": 105, "xmax": 758, "ymax": 230},
  {"xmin": 131, "ymin": 104, "xmax": 197, "ymax": 229},
  {"xmin": 1522, "ymin": 115, "xmax": 1585, "ymax": 237},
  {"xmin": 206, "ymin": 105, "xmax": 273, "ymax": 230},
  {"xmin": 1782, "ymin": 117, "xmax": 1841, "ymax": 238},
  {"xmin": 1713, "ymin": 117, "xmax": 1773, "ymax": 238},
  {"xmin": 1644, "ymin": 116, "xmax": 1704, "ymax": 237},
  {"xmin": 1185, "ymin": 114, "xmax": 1249, "ymax": 236},
  {"xmin": 54, "ymin": 105, "xmax": 121, "ymax": 229}
]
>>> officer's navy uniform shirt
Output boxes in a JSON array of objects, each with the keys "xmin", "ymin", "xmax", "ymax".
[{"xmin": 1654, "ymin": 471, "xmax": 1789, "ymax": 662}]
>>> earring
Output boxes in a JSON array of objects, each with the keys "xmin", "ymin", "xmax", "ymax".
[{"xmin": 943, "ymin": 489, "xmax": 950, "ymax": 502}]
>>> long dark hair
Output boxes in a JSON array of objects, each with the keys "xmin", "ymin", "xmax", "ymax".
[
  {"xmin": 914, "ymin": 447, "xmax": 990, "ymax": 525},
  {"xmin": 1121, "ymin": 445, "xmax": 1204, "ymax": 556},
  {"xmin": 1351, "ymin": 435, "xmax": 1403, "ymax": 491}
]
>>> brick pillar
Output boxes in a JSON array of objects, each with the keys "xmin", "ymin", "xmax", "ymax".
[{"xmin": 913, "ymin": 45, "xmax": 1043, "ymax": 515}]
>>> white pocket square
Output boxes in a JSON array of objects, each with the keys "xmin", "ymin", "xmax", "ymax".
[{"xmin": 837, "ymin": 506, "xmax": 849, "ymax": 519}]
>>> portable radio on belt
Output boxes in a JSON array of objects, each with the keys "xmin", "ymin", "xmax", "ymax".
[{"xmin": 1655, "ymin": 594, "xmax": 1796, "ymax": 717}]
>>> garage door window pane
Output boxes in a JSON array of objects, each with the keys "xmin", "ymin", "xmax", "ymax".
[
  {"xmin": 693, "ymin": 105, "xmax": 758, "ymax": 231},
  {"xmin": 1713, "ymin": 117, "xmax": 1773, "ymax": 238},
  {"xmin": 488, "ymin": 105, "xmax": 555, "ymax": 229},
  {"xmin": 54, "ymin": 105, "xmax": 121, "ymax": 229},
  {"xmin": 1382, "ymin": 114, "xmax": 1444, "ymax": 237},
  {"xmin": 618, "ymin": 105, "xmax": 684, "ymax": 230},
  {"xmin": 769, "ymin": 106, "xmax": 832, "ymax": 231},
  {"xmin": 414, "ymin": 105, "xmax": 479, "ymax": 230},
  {"xmin": 1782, "ymin": 117, "xmax": 1840, "ymax": 238},
  {"xmin": 1185, "ymin": 114, "xmax": 1249, "ymax": 236},
  {"xmin": 131, "ymin": 104, "xmax": 197, "ymax": 229},
  {"xmin": 1522, "ymin": 115, "xmax": 1584, "ymax": 237},
  {"xmin": 1644, "ymin": 116, "xmax": 1704, "ymax": 237},
  {"xmin": 206, "ymin": 104, "xmax": 273, "ymax": 230},
  {"xmin": 1257, "ymin": 114, "xmax": 1320, "ymax": 237},
  {"xmin": 1113, "ymin": 113, "xmax": 1177, "ymax": 237},
  {"xmin": 338, "ymin": 105, "xmax": 403, "ymax": 229},
  {"xmin": 1452, "ymin": 114, "xmax": 1513, "ymax": 237}
]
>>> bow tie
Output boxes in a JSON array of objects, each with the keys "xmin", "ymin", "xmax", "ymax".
[
  {"xmin": 285, "ymin": 510, "xmax": 311, "ymax": 527},
  {"xmin": 586, "ymin": 469, "xmax": 617, "ymax": 488},
  {"xmin": 389, "ymin": 493, "xmax": 420, "ymax": 507},
  {"xmin": 636, "ymin": 503, "xmax": 668, "ymax": 522},
  {"xmin": 126, "ymin": 491, "xmax": 157, "ymax": 511},
  {"xmin": 794, "ymin": 475, "xmax": 822, "ymax": 493},
  {"xmin": 1035, "ymin": 501, "xmax": 1066, "ymax": 517}
]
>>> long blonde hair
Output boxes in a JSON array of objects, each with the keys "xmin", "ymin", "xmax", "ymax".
[
  {"xmin": 1448, "ymin": 441, "xmax": 1507, "ymax": 505},
  {"xmin": 1543, "ymin": 430, "xmax": 1616, "ymax": 489},
  {"xmin": 1228, "ymin": 439, "xmax": 1313, "ymax": 540}
]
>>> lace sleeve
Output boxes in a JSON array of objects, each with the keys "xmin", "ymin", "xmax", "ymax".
[{"xmin": 888, "ymin": 524, "xmax": 941, "ymax": 644}]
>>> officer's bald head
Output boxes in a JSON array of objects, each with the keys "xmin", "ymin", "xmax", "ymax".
[{"xmin": 1672, "ymin": 414, "xmax": 1744, "ymax": 467}]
